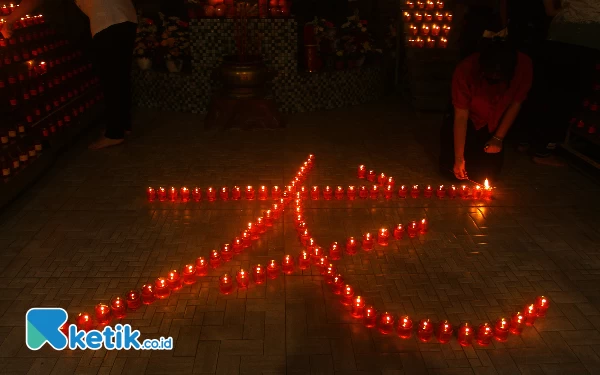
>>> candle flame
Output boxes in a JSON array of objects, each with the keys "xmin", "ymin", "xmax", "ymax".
[
  {"xmin": 421, "ymin": 219, "xmax": 426, "ymax": 224},
  {"xmin": 484, "ymin": 179, "xmax": 490, "ymax": 189},
  {"xmin": 256, "ymin": 266, "xmax": 261, "ymax": 272}
]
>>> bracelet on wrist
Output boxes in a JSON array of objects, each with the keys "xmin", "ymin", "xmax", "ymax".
[{"xmin": 492, "ymin": 136, "xmax": 503, "ymax": 142}]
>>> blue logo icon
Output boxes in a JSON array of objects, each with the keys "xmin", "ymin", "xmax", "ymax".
[{"xmin": 26, "ymin": 308, "xmax": 69, "ymax": 350}]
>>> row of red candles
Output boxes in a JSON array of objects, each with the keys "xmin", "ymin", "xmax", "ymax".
[
  {"xmin": 70, "ymin": 155, "xmax": 315, "ymax": 333},
  {"xmin": 405, "ymin": 0, "xmax": 445, "ymax": 10},
  {"xmin": 407, "ymin": 24, "xmax": 451, "ymax": 37},
  {"xmin": 403, "ymin": 11, "xmax": 453, "ymax": 23}
]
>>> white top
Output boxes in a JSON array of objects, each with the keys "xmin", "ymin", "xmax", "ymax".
[{"xmin": 75, "ymin": 0, "xmax": 137, "ymax": 36}]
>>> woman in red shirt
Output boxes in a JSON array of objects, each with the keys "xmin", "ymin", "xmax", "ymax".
[{"xmin": 440, "ymin": 38, "xmax": 533, "ymax": 183}]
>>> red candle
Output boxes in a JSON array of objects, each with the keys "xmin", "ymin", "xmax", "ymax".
[
  {"xmin": 436, "ymin": 185, "xmax": 446, "ymax": 198},
  {"xmin": 246, "ymin": 186, "xmax": 255, "ymax": 200},
  {"xmin": 510, "ymin": 312, "xmax": 525, "ymax": 334},
  {"xmin": 424, "ymin": 12, "xmax": 432, "ymax": 22},
  {"xmin": 358, "ymin": 165, "xmax": 366, "ymax": 179},
  {"xmin": 296, "ymin": 222, "xmax": 307, "ymax": 235},
  {"xmin": 524, "ymin": 303, "xmax": 538, "ymax": 325},
  {"xmin": 154, "ymin": 277, "xmax": 171, "ymax": 299},
  {"xmin": 264, "ymin": 210, "xmax": 274, "ymax": 227},
  {"xmin": 377, "ymin": 173, "xmax": 386, "ymax": 185},
  {"xmin": 272, "ymin": 186, "xmax": 281, "ymax": 200},
  {"xmin": 398, "ymin": 185, "xmax": 408, "ymax": 198},
  {"xmin": 342, "ymin": 285, "xmax": 354, "ymax": 306},
  {"xmin": 369, "ymin": 185, "xmax": 379, "ymax": 199},
  {"xmin": 219, "ymin": 273, "xmax": 233, "ymax": 294},
  {"xmin": 110, "ymin": 296, "xmax": 127, "ymax": 319},
  {"xmin": 76, "ymin": 312, "xmax": 93, "ymax": 332},
  {"xmin": 294, "ymin": 214, "xmax": 304, "ymax": 227},
  {"xmin": 364, "ymin": 306, "xmax": 377, "ymax": 328},
  {"xmin": 282, "ymin": 255, "xmax": 294, "ymax": 274},
  {"xmin": 335, "ymin": 186, "xmax": 345, "ymax": 200},
  {"xmin": 408, "ymin": 221, "xmax": 419, "ymax": 238},
  {"xmin": 317, "ymin": 256, "xmax": 328, "ymax": 273},
  {"xmin": 494, "ymin": 318, "xmax": 509, "ymax": 342},
  {"xmin": 299, "ymin": 186, "xmax": 308, "ymax": 199},
  {"xmin": 267, "ymin": 260, "xmax": 280, "ymax": 279},
  {"xmin": 247, "ymin": 222, "xmax": 259, "ymax": 240},
  {"xmin": 448, "ymin": 185, "xmax": 457, "ymax": 198},
  {"xmin": 426, "ymin": 37, "xmax": 436, "ymax": 48},
  {"xmin": 195, "ymin": 257, "xmax": 208, "ymax": 276},
  {"xmin": 378, "ymin": 228, "xmax": 389, "ymax": 246},
  {"xmin": 379, "ymin": 312, "xmax": 395, "ymax": 334},
  {"xmin": 220, "ymin": 187, "xmax": 229, "ymax": 200},
  {"xmin": 393, "ymin": 224, "xmax": 405, "ymax": 240},
  {"xmin": 410, "ymin": 185, "xmax": 420, "ymax": 199},
  {"xmin": 332, "ymin": 275, "xmax": 345, "ymax": 295},
  {"xmin": 286, "ymin": 184, "xmax": 296, "ymax": 194},
  {"xmin": 387, "ymin": 177, "xmax": 395, "ymax": 188},
  {"xmin": 437, "ymin": 0, "xmax": 444, "ymax": 9},
  {"xmin": 167, "ymin": 269, "xmax": 182, "ymax": 290},
  {"xmin": 126, "ymin": 290, "xmax": 141, "ymax": 310},
  {"xmin": 300, "ymin": 229, "xmax": 310, "ymax": 246},
  {"xmin": 424, "ymin": 185, "xmax": 433, "ymax": 198},
  {"xmin": 253, "ymin": 264, "xmax": 266, "ymax": 284},
  {"xmin": 420, "ymin": 219, "xmax": 428, "ymax": 234},
  {"xmin": 180, "ymin": 187, "xmax": 190, "ymax": 202},
  {"xmin": 192, "ymin": 187, "xmax": 202, "ymax": 201},
  {"xmin": 324, "ymin": 264, "xmax": 336, "ymax": 283},
  {"xmin": 141, "ymin": 284, "xmax": 156, "ymax": 304},
  {"xmin": 445, "ymin": 12, "xmax": 453, "ymax": 21},
  {"xmin": 473, "ymin": 185, "xmax": 482, "ymax": 200},
  {"xmin": 210, "ymin": 250, "xmax": 221, "ymax": 268},
  {"xmin": 169, "ymin": 187, "xmax": 178, "ymax": 201},
  {"xmin": 95, "ymin": 303, "xmax": 111, "ymax": 324},
  {"xmin": 232, "ymin": 186, "xmax": 241, "ymax": 200},
  {"xmin": 483, "ymin": 179, "xmax": 493, "ymax": 199},
  {"xmin": 435, "ymin": 11, "xmax": 444, "ymax": 21},
  {"xmin": 431, "ymin": 23, "xmax": 440, "ymax": 36},
  {"xmin": 299, "ymin": 251, "xmax": 311, "ymax": 270},
  {"xmin": 343, "ymin": 186, "xmax": 355, "ymax": 201},
  {"xmin": 242, "ymin": 230, "xmax": 252, "ymax": 247},
  {"xmin": 403, "ymin": 11, "xmax": 411, "ymax": 22},
  {"xmin": 535, "ymin": 296, "xmax": 550, "ymax": 317},
  {"xmin": 414, "ymin": 12, "xmax": 423, "ymax": 21},
  {"xmin": 406, "ymin": 1, "xmax": 414, "ymax": 9},
  {"xmin": 182, "ymin": 264, "xmax": 196, "ymax": 285},
  {"xmin": 232, "ymin": 237, "xmax": 244, "ymax": 253},
  {"xmin": 207, "ymin": 187, "xmax": 216, "ymax": 202},
  {"xmin": 359, "ymin": 186, "xmax": 368, "ymax": 199},
  {"xmin": 310, "ymin": 186, "xmax": 320, "ymax": 200},
  {"xmin": 329, "ymin": 242, "xmax": 342, "ymax": 260},
  {"xmin": 384, "ymin": 185, "xmax": 393, "ymax": 200},
  {"xmin": 258, "ymin": 185, "xmax": 268, "ymax": 200},
  {"xmin": 256, "ymin": 217, "xmax": 266, "ymax": 234},
  {"xmin": 158, "ymin": 187, "xmax": 167, "ymax": 201},
  {"xmin": 310, "ymin": 244, "xmax": 322, "ymax": 264},
  {"xmin": 362, "ymin": 233, "xmax": 374, "ymax": 251},
  {"xmin": 367, "ymin": 170, "xmax": 376, "ymax": 182},
  {"xmin": 477, "ymin": 323, "xmax": 493, "ymax": 346},
  {"xmin": 426, "ymin": 0, "xmax": 434, "ymax": 9},
  {"xmin": 236, "ymin": 269, "xmax": 249, "ymax": 288},
  {"xmin": 272, "ymin": 202, "xmax": 282, "ymax": 218},
  {"xmin": 323, "ymin": 186, "xmax": 333, "ymax": 200},
  {"xmin": 437, "ymin": 320, "xmax": 453, "ymax": 344},
  {"xmin": 147, "ymin": 187, "xmax": 156, "ymax": 201},
  {"xmin": 417, "ymin": 319, "xmax": 434, "ymax": 342},
  {"xmin": 346, "ymin": 237, "xmax": 358, "ymax": 255},
  {"xmin": 457, "ymin": 323, "xmax": 473, "ymax": 346},
  {"xmin": 397, "ymin": 315, "xmax": 413, "ymax": 338},
  {"xmin": 351, "ymin": 296, "xmax": 365, "ymax": 318}
]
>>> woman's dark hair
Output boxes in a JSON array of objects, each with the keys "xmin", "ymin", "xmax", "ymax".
[{"xmin": 478, "ymin": 38, "xmax": 518, "ymax": 85}]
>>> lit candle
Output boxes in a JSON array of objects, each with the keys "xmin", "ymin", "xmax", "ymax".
[
  {"xmin": 180, "ymin": 187, "xmax": 190, "ymax": 202},
  {"xmin": 426, "ymin": 0, "xmax": 434, "ymax": 9},
  {"xmin": 535, "ymin": 296, "xmax": 550, "ymax": 317},
  {"xmin": 346, "ymin": 237, "xmax": 358, "ymax": 255},
  {"xmin": 192, "ymin": 187, "xmax": 202, "ymax": 201},
  {"xmin": 494, "ymin": 318, "xmax": 509, "ymax": 342},
  {"xmin": 403, "ymin": 11, "xmax": 411, "ymax": 22},
  {"xmin": 110, "ymin": 296, "xmax": 127, "ymax": 319},
  {"xmin": 258, "ymin": 185, "xmax": 268, "ymax": 200},
  {"xmin": 483, "ymin": 179, "xmax": 493, "ymax": 199},
  {"xmin": 442, "ymin": 24, "xmax": 451, "ymax": 35},
  {"xmin": 271, "ymin": 203, "xmax": 282, "ymax": 219},
  {"xmin": 317, "ymin": 256, "xmax": 328, "ymax": 273},
  {"xmin": 367, "ymin": 170, "xmax": 376, "ymax": 182},
  {"xmin": 169, "ymin": 187, "xmax": 178, "ymax": 201},
  {"xmin": 347, "ymin": 186, "xmax": 357, "ymax": 200},
  {"xmin": 408, "ymin": 221, "xmax": 419, "ymax": 238},
  {"xmin": 524, "ymin": 304, "xmax": 538, "ymax": 325},
  {"xmin": 286, "ymin": 184, "xmax": 296, "ymax": 194},
  {"xmin": 420, "ymin": 218, "xmax": 428, "ymax": 234},
  {"xmin": 271, "ymin": 186, "xmax": 281, "ymax": 200},
  {"xmin": 448, "ymin": 185, "xmax": 457, "ymax": 198},
  {"xmin": 256, "ymin": 217, "xmax": 266, "ymax": 234},
  {"xmin": 473, "ymin": 185, "xmax": 482, "ymax": 200},
  {"xmin": 221, "ymin": 243, "xmax": 233, "ymax": 261},
  {"xmin": 409, "ymin": 24, "xmax": 418, "ymax": 36},
  {"xmin": 219, "ymin": 273, "xmax": 233, "ymax": 294},
  {"xmin": 220, "ymin": 187, "xmax": 229, "ymax": 200},
  {"xmin": 147, "ymin": 187, "xmax": 156, "ymax": 201},
  {"xmin": 332, "ymin": 274, "xmax": 345, "ymax": 295},
  {"xmin": 296, "ymin": 222, "xmax": 307, "ymax": 234},
  {"xmin": 445, "ymin": 12, "xmax": 452, "ymax": 21},
  {"xmin": 417, "ymin": 319, "xmax": 434, "ymax": 342},
  {"xmin": 76, "ymin": 312, "xmax": 93, "ymax": 332},
  {"xmin": 425, "ymin": 12, "xmax": 432, "ymax": 22},
  {"xmin": 182, "ymin": 264, "xmax": 196, "ymax": 285},
  {"xmin": 376, "ymin": 173, "xmax": 386, "ymax": 185},
  {"xmin": 246, "ymin": 186, "xmax": 255, "ymax": 200},
  {"xmin": 436, "ymin": 0, "xmax": 444, "ymax": 9},
  {"xmin": 510, "ymin": 311, "xmax": 525, "ymax": 334},
  {"xmin": 195, "ymin": 257, "xmax": 208, "ymax": 276},
  {"xmin": 126, "ymin": 290, "xmax": 141, "ymax": 310},
  {"xmin": 232, "ymin": 237, "xmax": 244, "ymax": 253},
  {"xmin": 311, "ymin": 186, "xmax": 320, "ymax": 200},
  {"xmin": 437, "ymin": 320, "xmax": 453, "ymax": 343},
  {"xmin": 397, "ymin": 315, "xmax": 413, "ymax": 338},
  {"xmin": 299, "ymin": 250, "xmax": 311, "ymax": 270},
  {"xmin": 266, "ymin": 260, "xmax": 280, "ymax": 279},
  {"xmin": 477, "ymin": 323, "xmax": 493, "ymax": 346},
  {"xmin": 299, "ymin": 186, "xmax": 308, "ymax": 199},
  {"xmin": 393, "ymin": 224, "xmax": 405, "ymax": 240},
  {"xmin": 378, "ymin": 228, "xmax": 389, "ymax": 246},
  {"xmin": 232, "ymin": 186, "xmax": 241, "ymax": 200},
  {"xmin": 207, "ymin": 187, "xmax": 216, "ymax": 202},
  {"xmin": 281, "ymin": 255, "xmax": 294, "ymax": 274},
  {"xmin": 460, "ymin": 185, "xmax": 469, "ymax": 198},
  {"xmin": 157, "ymin": 187, "xmax": 167, "ymax": 201},
  {"xmin": 410, "ymin": 185, "xmax": 420, "ymax": 198},
  {"xmin": 264, "ymin": 210, "xmax": 274, "ymax": 227},
  {"xmin": 369, "ymin": 185, "xmax": 379, "ymax": 199},
  {"xmin": 154, "ymin": 277, "xmax": 171, "ymax": 299},
  {"xmin": 358, "ymin": 165, "xmax": 367, "ymax": 179},
  {"xmin": 335, "ymin": 186, "xmax": 345, "ymax": 200},
  {"xmin": 379, "ymin": 312, "xmax": 395, "ymax": 335},
  {"xmin": 414, "ymin": 12, "xmax": 423, "ymax": 22},
  {"xmin": 435, "ymin": 11, "xmax": 444, "ymax": 21},
  {"xmin": 364, "ymin": 306, "xmax": 377, "ymax": 327},
  {"xmin": 421, "ymin": 25, "xmax": 430, "ymax": 36},
  {"xmin": 329, "ymin": 242, "xmax": 342, "ymax": 260},
  {"xmin": 342, "ymin": 285, "xmax": 354, "ymax": 306},
  {"xmin": 310, "ymin": 243, "xmax": 321, "ymax": 263},
  {"xmin": 300, "ymin": 229, "xmax": 310, "ymax": 246},
  {"xmin": 457, "ymin": 323, "xmax": 473, "ymax": 346},
  {"xmin": 323, "ymin": 186, "xmax": 333, "ymax": 200},
  {"xmin": 324, "ymin": 264, "xmax": 336, "ymax": 283},
  {"xmin": 439, "ymin": 37, "xmax": 448, "ymax": 48},
  {"xmin": 210, "ymin": 250, "xmax": 221, "ymax": 268},
  {"xmin": 362, "ymin": 233, "xmax": 374, "ymax": 251},
  {"xmin": 398, "ymin": 185, "xmax": 408, "ymax": 198},
  {"xmin": 247, "ymin": 222, "xmax": 259, "ymax": 240},
  {"xmin": 95, "ymin": 303, "xmax": 111, "ymax": 324},
  {"xmin": 236, "ymin": 269, "xmax": 249, "ymax": 288},
  {"xmin": 436, "ymin": 185, "xmax": 446, "ymax": 198},
  {"xmin": 384, "ymin": 185, "xmax": 393, "ymax": 200},
  {"xmin": 253, "ymin": 264, "xmax": 266, "ymax": 284},
  {"xmin": 426, "ymin": 37, "xmax": 436, "ymax": 48},
  {"xmin": 424, "ymin": 185, "xmax": 433, "ymax": 198},
  {"xmin": 167, "ymin": 269, "xmax": 182, "ymax": 290},
  {"xmin": 141, "ymin": 284, "xmax": 156, "ymax": 304},
  {"xmin": 359, "ymin": 186, "xmax": 368, "ymax": 199}
]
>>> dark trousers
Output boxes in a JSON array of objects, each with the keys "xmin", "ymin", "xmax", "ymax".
[
  {"xmin": 439, "ymin": 113, "xmax": 504, "ymax": 183},
  {"xmin": 92, "ymin": 22, "xmax": 137, "ymax": 139}
]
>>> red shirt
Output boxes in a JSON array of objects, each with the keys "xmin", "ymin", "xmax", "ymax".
[{"xmin": 452, "ymin": 52, "xmax": 533, "ymax": 133}]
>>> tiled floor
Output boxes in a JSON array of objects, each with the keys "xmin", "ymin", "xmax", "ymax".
[{"xmin": 1, "ymin": 99, "xmax": 600, "ymax": 374}]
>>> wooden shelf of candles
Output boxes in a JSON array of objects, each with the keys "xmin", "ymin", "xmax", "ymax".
[
  {"xmin": 0, "ymin": 6, "xmax": 104, "ymax": 208},
  {"xmin": 402, "ymin": 0, "xmax": 452, "ymax": 50}
]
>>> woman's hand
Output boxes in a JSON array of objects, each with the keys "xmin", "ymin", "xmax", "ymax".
[
  {"xmin": 453, "ymin": 158, "xmax": 468, "ymax": 180},
  {"xmin": 484, "ymin": 137, "xmax": 503, "ymax": 153}
]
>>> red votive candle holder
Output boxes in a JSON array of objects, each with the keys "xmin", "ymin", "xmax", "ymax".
[
  {"xmin": 76, "ymin": 312, "xmax": 93, "ymax": 332},
  {"xmin": 282, "ymin": 255, "xmax": 294, "ymax": 274},
  {"xmin": 367, "ymin": 170, "xmax": 376, "ymax": 182},
  {"xmin": 232, "ymin": 186, "xmax": 241, "ymax": 200},
  {"xmin": 477, "ymin": 323, "xmax": 493, "ymax": 346},
  {"xmin": 253, "ymin": 264, "xmax": 266, "ymax": 284},
  {"xmin": 379, "ymin": 312, "xmax": 395, "ymax": 334},
  {"xmin": 460, "ymin": 185, "xmax": 469, "ymax": 199},
  {"xmin": 448, "ymin": 185, "xmax": 457, "ymax": 198},
  {"xmin": 525, "ymin": 303, "xmax": 538, "ymax": 325},
  {"xmin": 424, "ymin": 185, "xmax": 433, "ymax": 198},
  {"xmin": 299, "ymin": 186, "xmax": 308, "ymax": 199},
  {"xmin": 510, "ymin": 312, "xmax": 525, "ymax": 334},
  {"xmin": 221, "ymin": 243, "xmax": 233, "ymax": 261},
  {"xmin": 398, "ymin": 185, "xmax": 408, "ymax": 198},
  {"xmin": 369, "ymin": 185, "xmax": 379, "ymax": 199},
  {"xmin": 408, "ymin": 221, "xmax": 419, "ymax": 238},
  {"xmin": 95, "ymin": 303, "xmax": 111, "ymax": 325},
  {"xmin": 219, "ymin": 273, "xmax": 233, "ymax": 294},
  {"xmin": 345, "ymin": 186, "xmax": 356, "ymax": 200},
  {"xmin": 410, "ymin": 185, "xmax": 420, "ymax": 199},
  {"xmin": 110, "ymin": 296, "xmax": 127, "ymax": 319},
  {"xmin": 147, "ymin": 187, "xmax": 156, "ymax": 201},
  {"xmin": 256, "ymin": 217, "xmax": 266, "ymax": 234},
  {"xmin": 311, "ymin": 244, "xmax": 322, "ymax": 264},
  {"xmin": 141, "ymin": 284, "xmax": 156, "ymax": 304},
  {"xmin": 335, "ymin": 186, "xmax": 344, "ymax": 200},
  {"xmin": 236, "ymin": 269, "xmax": 249, "ymax": 288},
  {"xmin": 436, "ymin": 185, "xmax": 446, "ymax": 198},
  {"xmin": 458, "ymin": 323, "xmax": 473, "ymax": 346},
  {"xmin": 158, "ymin": 187, "xmax": 167, "ymax": 201},
  {"xmin": 169, "ymin": 187, "xmax": 178, "ymax": 201},
  {"xmin": 397, "ymin": 315, "xmax": 413, "ymax": 338},
  {"xmin": 264, "ymin": 210, "xmax": 274, "ymax": 226},
  {"xmin": 406, "ymin": 0, "xmax": 415, "ymax": 9},
  {"xmin": 329, "ymin": 242, "xmax": 342, "ymax": 260},
  {"xmin": 207, "ymin": 187, "xmax": 216, "ymax": 202},
  {"xmin": 378, "ymin": 228, "xmax": 389, "ymax": 246},
  {"xmin": 473, "ymin": 185, "xmax": 482, "ymax": 200},
  {"xmin": 154, "ymin": 277, "xmax": 171, "ymax": 299},
  {"xmin": 242, "ymin": 230, "xmax": 252, "ymax": 247},
  {"xmin": 220, "ymin": 187, "xmax": 229, "ymax": 200},
  {"xmin": 183, "ymin": 264, "xmax": 196, "ymax": 285},
  {"xmin": 358, "ymin": 165, "xmax": 366, "ymax": 179},
  {"xmin": 126, "ymin": 290, "xmax": 142, "ymax": 310},
  {"xmin": 310, "ymin": 186, "xmax": 320, "ymax": 200},
  {"xmin": 246, "ymin": 186, "xmax": 255, "ymax": 200},
  {"xmin": 296, "ymin": 221, "xmax": 307, "ymax": 234},
  {"xmin": 299, "ymin": 250, "xmax": 311, "ymax": 270},
  {"xmin": 394, "ymin": 224, "xmax": 405, "ymax": 240},
  {"xmin": 323, "ymin": 186, "xmax": 333, "ymax": 200},
  {"xmin": 286, "ymin": 184, "xmax": 296, "ymax": 194},
  {"xmin": 167, "ymin": 269, "xmax": 182, "ymax": 290},
  {"xmin": 294, "ymin": 214, "xmax": 304, "ymax": 227},
  {"xmin": 437, "ymin": 320, "xmax": 453, "ymax": 344},
  {"xmin": 346, "ymin": 237, "xmax": 358, "ymax": 254},
  {"xmin": 272, "ymin": 202, "xmax": 282, "ymax": 218},
  {"xmin": 210, "ymin": 250, "xmax": 221, "ymax": 268},
  {"xmin": 342, "ymin": 284, "xmax": 354, "ymax": 305},
  {"xmin": 386, "ymin": 177, "xmax": 395, "ymax": 188},
  {"xmin": 331, "ymin": 274, "xmax": 345, "ymax": 295},
  {"xmin": 352, "ymin": 296, "xmax": 365, "ymax": 318},
  {"xmin": 359, "ymin": 186, "xmax": 368, "ymax": 199},
  {"xmin": 420, "ymin": 219, "xmax": 428, "ymax": 234},
  {"xmin": 535, "ymin": 296, "xmax": 550, "ymax": 317},
  {"xmin": 180, "ymin": 187, "xmax": 190, "ymax": 202},
  {"xmin": 324, "ymin": 264, "xmax": 336, "ymax": 283},
  {"xmin": 494, "ymin": 318, "xmax": 510, "ymax": 342},
  {"xmin": 364, "ymin": 306, "xmax": 377, "ymax": 327},
  {"xmin": 272, "ymin": 186, "xmax": 281, "ymax": 200},
  {"xmin": 192, "ymin": 187, "xmax": 202, "ymax": 201},
  {"xmin": 300, "ymin": 229, "xmax": 310, "ymax": 246},
  {"xmin": 247, "ymin": 222, "xmax": 259, "ymax": 240},
  {"xmin": 233, "ymin": 237, "xmax": 243, "ymax": 253},
  {"xmin": 267, "ymin": 260, "xmax": 280, "ymax": 279},
  {"xmin": 483, "ymin": 179, "xmax": 493, "ymax": 199},
  {"xmin": 195, "ymin": 257, "xmax": 208, "ymax": 276},
  {"xmin": 363, "ymin": 233, "xmax": 374, "ymax": 251},
  {"xmin": 317, "ymin": 256, "xmax": 329, "ymax": 273},
  {"xmin": 417, "ymin": 319, "xmax": 434, "ymax": 342},
  {"xmin": 377, "ymin": 173, "xmax": 386, "ymax": 185},
  {"xmin": 380, "ymin": 184, "xmax": 391, "ymax": 200}
]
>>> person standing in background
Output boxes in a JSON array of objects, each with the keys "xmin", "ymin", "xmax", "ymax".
[{"xmin": 1, "ymin": 0, "xmax": 138, "ymax": 150}]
